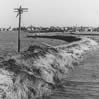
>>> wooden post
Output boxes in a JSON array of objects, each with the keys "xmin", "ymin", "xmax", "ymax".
[
  {"xmin": 14, "ymin": 6, "xmax": 28, "ymax": 52},
  {"xmin": 18, "ymin": 11, "xmax": 21, "ymax": 52}
]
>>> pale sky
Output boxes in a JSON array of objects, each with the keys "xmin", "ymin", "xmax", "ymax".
[{"xmin": 0, "ymin": 0, "xmax": 99, "ymax": 27}]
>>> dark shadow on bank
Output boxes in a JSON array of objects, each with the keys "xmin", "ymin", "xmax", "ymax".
[{"xmin": 27, "ymin": 35, "xmax": 81, "ymax": 43}]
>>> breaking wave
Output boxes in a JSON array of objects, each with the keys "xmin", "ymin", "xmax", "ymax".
[{"xmin": 0, "ymin": 37, "xmax": 98, "ymax": 99}]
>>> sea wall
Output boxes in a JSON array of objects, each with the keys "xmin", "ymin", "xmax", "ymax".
[{"xmin": 0, "ymin": 37, "xmax": 98, "ymax": 99}]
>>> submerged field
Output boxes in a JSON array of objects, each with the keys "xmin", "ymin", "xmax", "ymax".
[{"xmin": 0, "ymin": 31, "xmax": 99, "ymax": 99}]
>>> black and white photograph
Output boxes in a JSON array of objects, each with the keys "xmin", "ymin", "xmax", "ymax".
[{"xmin": 0, "ymin": 0, "xmax": 99, "ymax": 99}]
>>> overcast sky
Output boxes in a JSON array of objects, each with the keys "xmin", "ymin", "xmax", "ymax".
[{"xmin": 0, "ymin": 0, "xmax": 99, "ymax": 27}]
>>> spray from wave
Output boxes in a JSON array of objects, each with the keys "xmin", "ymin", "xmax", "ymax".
[{"xmin": 0, "ymin": 37, "xmax": 98, "ymax": 99}]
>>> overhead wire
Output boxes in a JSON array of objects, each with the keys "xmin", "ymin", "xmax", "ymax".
[
  {"xmin": 17, "ymin": 0, "xmax": 25, "ymax": 27},
  {"xmin": 16, "ymin": 0, "xmax": 28, "ymax": 27},
  {"xmin": 20, "ymin": 0, "xmax": 26, "ymax": 27}
]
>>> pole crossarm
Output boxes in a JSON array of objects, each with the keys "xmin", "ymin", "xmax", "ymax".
[{"xmin": 14, "ymin": 6, "xmax": 28, "ymax": 15}]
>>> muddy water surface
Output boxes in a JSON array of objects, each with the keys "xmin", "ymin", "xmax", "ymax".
[{"xmin": 46, "ymin": 50, "xmax": 99, "ymax": 99}]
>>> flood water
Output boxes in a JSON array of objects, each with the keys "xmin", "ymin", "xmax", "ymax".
[{"xmin": 46, "ymin": 50, "xmax": 99, "ymax": 99}]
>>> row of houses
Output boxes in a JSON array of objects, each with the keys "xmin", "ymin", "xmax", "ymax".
[
  {"xmin": 0, "ymin": 27, "xmax": 12, "ymax": 31},
  {"xmin": 26, "ymin": 26, "xmax": 65, "ymax": 33},
  {"xmin": 1, "ymin": 26, "xmax": 99, "ymax": 33},
  {"xmin": 25, "ymin": 26, "xmax": 99, "ymax": 33}
]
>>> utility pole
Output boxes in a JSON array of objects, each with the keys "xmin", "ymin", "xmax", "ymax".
[{"xmin": 14, "ymin": 6, "xmax": 28, "ymax": 52}]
